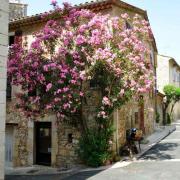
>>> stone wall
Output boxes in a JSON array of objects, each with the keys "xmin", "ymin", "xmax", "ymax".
[
  {"xmin": 56, "ymin": 122, "xmax": 81, "ymax": 168},
  {"xmin": 0, "ymin": 0, "xmax": 8, "ymax": 179},
  {"xmin": 113, "ymin": 93, "xmax": 155, "ymax": 154},
  {"xmin": 144, "ymin": 93, "xmax": 155, "ymax": 135},
  {"xmin": 6, "ymin": 101, "xmax": 28, "ymax": 167},
  {"xmin": 167, "ymin": 101, "xmax": 180, "ymax": 121},
  {"xmin": 172, "ymin": 102, "xmax": 180, "ymax": 120}
]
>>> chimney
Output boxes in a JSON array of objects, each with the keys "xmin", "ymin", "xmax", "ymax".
[{"xmin": 9, "ymin": 0, "xmax": 28, "ymax": 20}]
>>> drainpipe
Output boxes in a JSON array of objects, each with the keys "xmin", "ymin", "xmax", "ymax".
[
  {"xmin": 116, "ymin": 109, "xmax": 119, "ymax": 155},
  {"xmin": 155, "ymin": 58, "xmax": 158, "ymax": 129}
]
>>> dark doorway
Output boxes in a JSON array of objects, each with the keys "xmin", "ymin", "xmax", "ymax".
[{"xmin": 36, "ymin": 122, "xmax": 51, "ymax": 166}]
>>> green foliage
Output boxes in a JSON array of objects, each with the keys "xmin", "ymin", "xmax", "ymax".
[
  {"xmin": 163, "ymin": 85, "xmax": 180, "ymax": 120},
  {"xmin": 163, "ymin": 85, "xmax": 176, "ymax": 103},
  {"xmin": 167, "ymin": 113, "xmax": 171, "ymax": 124},
  {"xmin": 175, "ymin": 87, "xmax": 180, "ymax": 100},
  {"xmin": 78, "ymin": 126, "xmax": 114, "ymax": 167},
  {"xmin": 163, "ymin": 85, "xmax": 180, "ymax": 103},
  {"xmin": 156, "ymin": 112, "xmax": 160, "ymax": 124}
]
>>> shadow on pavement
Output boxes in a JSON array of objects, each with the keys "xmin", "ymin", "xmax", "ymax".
[
  {"xmin": 5, "ymin": 170, "xmax": 103, "ymax": 180},
  {"xmin": 140, "ymin": 142, "xmax": 178, "ymax": 160},
  {"xmin": 63, "ymin": 170, "xmax": 103, "ymax": 180}
]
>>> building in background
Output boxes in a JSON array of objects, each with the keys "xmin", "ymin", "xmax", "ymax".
[
  {"xmin": 156, "ymin": 54, "xmax": 180, "ymax": 123},
  {"xmin": 0, "ymin": 0, "xmax": 9, "ymax": 179}
]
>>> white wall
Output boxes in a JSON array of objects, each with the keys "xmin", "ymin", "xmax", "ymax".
[
  {"xmin": 0, "ymin": 0, "xmax": 9, "ymax": 179},
  {"xmin": 157, "ymin": 55, "xmax": 170, "ymax": 94}
]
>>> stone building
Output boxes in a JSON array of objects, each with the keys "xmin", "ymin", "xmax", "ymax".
[
  {"xmin": 157, "ymin": 54, "xmax": 180, "ymax": 122},
  {"xmin": 0, "ymin": 0, "xmax": 9, "ymax": 179},
  {"xmin": 6, "ymin": 0, "xmax": 157, "ymax": 168}
]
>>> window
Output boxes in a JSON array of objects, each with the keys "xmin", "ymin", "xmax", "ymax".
[
  {"xmin": 28, "ymin": 85, "xmax": 37, "ymax": 97},
  {"xmin": 149, "ymin": 48, "xmax": 155, "ymax": 67},
  {"xmin": 9, "ymin": 36, "xmax": 15, "ymax": 46},
  {"xmin": 14, "ymin": 30, "xmax": 23, "ymax": 45},
  {"xmin": 28, "ymin": 89, "xmax": 37, "ymax": 97},
  {"xmin": 125, "ymin": 21, "xmax": 132, "ymax": 30},
  {"xmin": 135, "ymin": 112, "xmax": 139, "ymax": 124},
  {"xmin": 68, "ymin": 133, "xmax": 73, "ymax": 143},
  {"xmin": 6, "ymin": 77, "xmax": 12, "ymax": 100},
  {"xmin": 173, "ymin": 68, "xmax": 176, "ymax": 82},
  {"xmin": 90, "ymin": 78, "xmax": 99, "ymax": 89},
  {"xmin": 7, "ymin": 35, "xmax": 15, "ymax": 100}
]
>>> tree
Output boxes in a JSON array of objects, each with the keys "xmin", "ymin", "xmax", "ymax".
[
  {"xmin": 8, "ymin": 2, "xmax": 154, "ymax": 166},
  {"xmin": 163, "ymin": 85, "xmax": 180, "ymax": 122}
]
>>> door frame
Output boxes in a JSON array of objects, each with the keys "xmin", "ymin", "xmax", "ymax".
[{"xmin": 27, "ymin": 116, "xmax": 58, "ymax": 167}]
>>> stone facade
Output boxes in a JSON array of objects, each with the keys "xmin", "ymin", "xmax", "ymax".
[
  {"xmin": 7, "ymin": 0, "xmax": 157, "ymax": 168},
  {"xmin": 113, "ymin": 93, "xmax": 155, "ymax": 153},
  {"xmin": 0, "ymin": 0, "xmax": 8, "ymax": 179}
]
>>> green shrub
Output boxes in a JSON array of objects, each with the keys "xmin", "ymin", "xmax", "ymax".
[{"xmin": 78, "ymin": 127, "xmax": 114, "ymax": 167}]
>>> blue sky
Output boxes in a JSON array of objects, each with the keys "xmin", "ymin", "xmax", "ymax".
[{"xmin": 24, "ymin": 0, "xmax": 180, "ymax": 64}]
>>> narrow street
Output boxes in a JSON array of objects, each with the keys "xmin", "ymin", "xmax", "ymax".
[{"xmin": 5, "ymin": 120, "xmax": 180, "ymax": 180}]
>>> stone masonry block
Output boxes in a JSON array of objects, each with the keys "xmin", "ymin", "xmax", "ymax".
[
  {"xmin": 0, "ymin": 145, "xmax": 5, "ymax": 180},
  {"xmin": 0, "ymin": 33, "xmax": 8, "ymax": 46},
  {"xmin": 0, "ymin": 78, "xmax": 6, "ymax": 91},
  {"xmin": 0, "ymin": 91, "xmax": 6, "ymax": 104},
  {"xmin": 0, "ymin": 103, "xmax": 6, "ymax": 119},
  {"xmin": 0, "ymin": 55, "xmax": 7, "ymax": 67},
  {"xmin": 0, "ymin": 10, "xmax": 8, "ymax": 35},
  {"xmin": 0, "ymin": 0, "xmax": 9, "ymax": 13},
  {"xmin": 0, "ymin": 67, "xmax": 7, "ymax": 79},
  {"xmin": 0, "ymin": 45, "xmax": 8, "ymax": 57}
]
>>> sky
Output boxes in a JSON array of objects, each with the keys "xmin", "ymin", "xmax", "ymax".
[{"xmin": 24, "ymin": 0, "xmax": 180, "ymax": 64}]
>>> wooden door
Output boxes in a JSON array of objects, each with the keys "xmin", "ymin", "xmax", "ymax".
[{"xmin": 5, "ymin": 126, "xmax": 14, "ymax": 167}]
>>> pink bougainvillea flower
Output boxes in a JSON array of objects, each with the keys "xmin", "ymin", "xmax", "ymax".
[
  {"xmin": 80, "ymin": 92, "xmax": 84, "ymax": 97},
  {"xmin": 102, "ymin": 96, "xmax": 111, "ymax": 106},
  {"xmin": 46, "ymin": 83, "xmax": 52, "ymax": 92},
  {"xmin": 8, "ymin": 2, "xmax": 154, "ymax": 120},
  {"xmin": 119, "ymin": 89, "xmax": 125, "ymax": 97},
  {"xmin": 51, "ymin": 0, "xmax": 57, "ymax": 6}
]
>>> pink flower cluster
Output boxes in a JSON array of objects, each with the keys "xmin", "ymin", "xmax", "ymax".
[
  {"xmin": 8, "ymin": 3, "xmax": 154, "ymax": 119},
  {"xmin": 102, "ymin": 96, "xmax": 112, "ymax": 106}
]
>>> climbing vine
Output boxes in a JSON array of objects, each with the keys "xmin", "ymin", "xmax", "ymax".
[{"xmin": 8, "ymin": 2, "xmax": 154, "ymax": 166}]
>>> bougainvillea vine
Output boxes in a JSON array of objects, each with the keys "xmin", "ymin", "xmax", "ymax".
[{"xmin": 8, "ymin": 2, "xmax": 154, "ymax": 166}]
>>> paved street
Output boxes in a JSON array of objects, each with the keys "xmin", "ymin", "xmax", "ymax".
[{"xmin": 6, "ymin": 121, "xmax": 180, "ymax": 180}]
